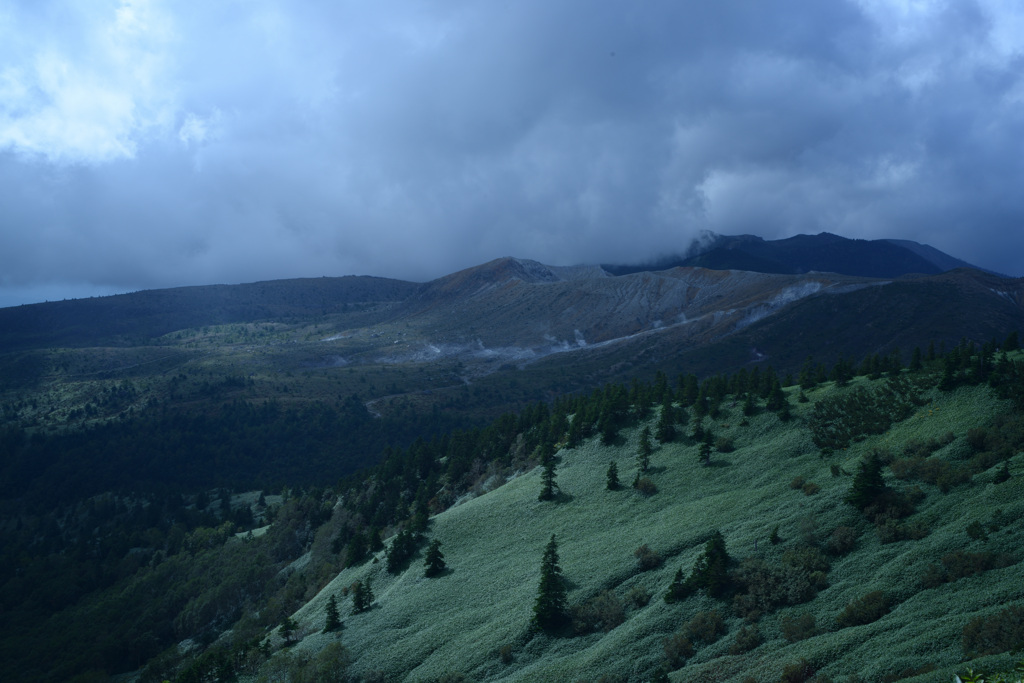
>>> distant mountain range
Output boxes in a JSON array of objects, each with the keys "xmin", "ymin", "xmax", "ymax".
[
  {"xmin": 1, "ymin": 232, "xmax": 1020, "ymax": 386},
  {"xmin": 602, "ymin": 231, "xmax": 990, "ymax": 278}
]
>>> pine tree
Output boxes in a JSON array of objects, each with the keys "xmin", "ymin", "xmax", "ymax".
[
  {"xmin": 532, "ymin": 534, "xmax": 568, "ymax": 633},
  {"xmin": 637, "ymin": 425, "xmax": 653, "ymax": 473},
  {"xmin": 538, "ymin": 447, "xmax": 559, "ymax": 501},
  {"xmin": 352, "ymin": 579, "xmax": 374, "ymax": 613},
  {"xmin": 846, "ymin": 450, "xmax": 888, "ymax": 511},
  {"xmin": 606, "ymin": 461, "xmax": 620, "ymax": 490},
  {"xmin": 664, "ymin": 567, "xmax": 691, "ymax": 603},
  {"xmin": 323, "ymin": 594, "xmax": 342, "ymax": 632},
  {"xmin": 656, "ymin": 398, "xmax": 676, "ymax": 443},
  {"xmin": 424, "ymin": 539, "xmax": 446, "ymax": 577},
  {"xmin": 281, "ymin": 616, "xmax": 298, "ymax": 644},
  {"xmin": 688, "ymin": 530, "xmax": 732, "ymax": 599}
]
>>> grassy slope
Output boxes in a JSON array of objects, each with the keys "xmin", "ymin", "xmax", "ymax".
[{"xmin": 269, "ymin": 380, "xmax": 1023, "ymax": 681}]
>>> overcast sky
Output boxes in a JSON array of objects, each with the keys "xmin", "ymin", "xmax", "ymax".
[{"xmin": 2, "ymin": 0, "xmax": 1023, "ymax": 308}]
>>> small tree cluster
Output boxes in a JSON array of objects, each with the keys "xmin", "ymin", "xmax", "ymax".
[
  {"xmin": 387, "ymin": 528, "xmax": 422, "ymax": 573},
  {"xmin": 351, "ymin": 579, "xmax": 373, "ymax": 614}
]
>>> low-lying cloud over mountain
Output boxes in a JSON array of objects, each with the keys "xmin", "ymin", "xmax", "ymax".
[{"xmin": 3, "ymin": 0, "xmax": 1024, "ymax": 308}]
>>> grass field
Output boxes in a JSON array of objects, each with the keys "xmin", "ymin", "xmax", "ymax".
[{"xmin": 265, "ymin": 380, "xmax": 1024, "ymax": 682}]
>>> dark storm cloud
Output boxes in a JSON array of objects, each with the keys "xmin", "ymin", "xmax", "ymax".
[{"xmin": 1, "ymin": 0, "xmax": 1023, "ymax": 307}]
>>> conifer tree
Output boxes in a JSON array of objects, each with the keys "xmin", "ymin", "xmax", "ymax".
[
  {"xmin": 352, "ymin": 579, "xmax": 374, "ymax": 613},
  {"xmin": 606, "ymin": 461, "xmax": 620, "ymax": 490},
  {"xmin": 688, "ymin": 530, "xmax": 732, "ymax": 599},
  {"xmin": 846, "ymin": 450, "xmax": 888, "ymax": 511},
  {"xmin": 532, "ymin": 534, "xmax": 568, "ymax": 633},
  {"xmin": 910, "ymin": 346, "xmax": 923, "ymax": 371},
  {"xmin": 656, "ymin": 398, "xmax": 676, "ymax": 443},
  {"xmin": 664, "ymin": 567, "xmax": 691, "ymax": 603},
  {"xmin": 637, "ymin": 425, "xmax": 653, "ymax": 473},
  {"xmin": 538, "ymin": 446, "xmax": 559, "ymax": 501},
  {"xmin": 423, "ymin": 539, "xmax": 446, "ymax": 577},
  {"xmin": 323, "ymin": 594, "xmax": 342, "ymax": 632},
  {"xmin": 281, "ymin": 616, "xmax": 298, "ymax": 644}
]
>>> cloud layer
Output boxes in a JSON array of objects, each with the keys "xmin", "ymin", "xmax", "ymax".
[{"xmin": 2, "ymin": 0, "xmax": 1023, "ymax": 307}]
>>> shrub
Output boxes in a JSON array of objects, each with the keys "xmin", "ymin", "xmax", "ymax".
[
  {"xmin": 802, "ymin": 482, "xmax": 821, "ymax": 496},
  {"xmin": 962, "ymin": 605, "xmax": 1024, "ymax": 657},
  {"xmin": 836, "ymin": 591, "xmax": 890, "ymax": 629},
  {"xmin": 729, "ymin": 624, "xmax": 763, "ymax": 654},
  {"xmin": 626, "ymin": 585, "xmax": 651, "ymax": 608},
  {"xmin": 826, "ymin": 526, "xmax": 858, "ymax": 556},
  {"xmin": 715, "ymin": 436, "xmax": 735, "ymax": 453},
  {"xmin": 685, "ymin": 609, "xmax": 727, "ymax": 644},
  {"xmin": 732, "ymin": 557, "xmax": 818, "ymax": 620},
  {"xmin": 571, "ymin": 590, "xmax": 625, "ymax": 634},
  {"xmin": 498, "ymin": 644, "xmax": 514, "ymax": 664},
  {"xmin": 790, "ymin": 476, "xmax": 806, "ymax": 490},
  {"xmin": 966, "ymin": 520, "xmax": 988, "ymax": 541},
  {"xmin": 633, "ymin": 477, "xmax": 658, "ymax": 496},
  {"xmin": 635, "ymin": 544, "xmax": 663, "ymax": 571},
  {"xmin": 780, "ymin": 658, "xmax": 817, "ymax": 683},
  {"xmin": 663, "ymin": 633, "xmax": 694, "ymax": 669},
  {"xmin": 876, "ymin": 518, "xmax": 930, "ymax": 544},
  {"xmin": 781, "ymin": 612, "xmax": 819, "ymax": 642}
]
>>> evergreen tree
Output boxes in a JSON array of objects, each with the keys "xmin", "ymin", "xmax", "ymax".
[
  {"xmin": 538, "ymin": 447, "xmax": 559, "ymax": 501},
  {"xmin": 281, "ymin": 616, "xmax": 298, "ymax": 644},
  {"xmin": 423, "ymin": 539, "xmax": 446, "ymax": 577},
  {"xmin": 688, "ymin": 530, "xmax": 732, "ymax": 599},
  {"xmin": 387, "ymin": 528, "xmax": 421, "ymax": 573},
  {"xmin": 606, "ymin": 461, "xmax": 620, "ymax": 490},
  {"xmin": 352, "ymin": 579, "xmax": 373, "ymax": 613},
  {"xmin": 742, "ymin": 392, "xmax": 757, "ymax": 417},
  {"xmin": 1005, "ymin": 331, "xmax": 1020, "ymax": 352},
  {"xmin": 637, "ymin": 425, "xmax": 653, "ymax": 473},
  {"xmin": 532, "ymin": 535, "xmax": 568, "ymax": 633},
  {"xmin": 323, "ymin": 594, "xmax": 342, "ymax": 633},
  {"xmin": 656, "ymin": 398, "xmax": 676, "ymax": 443},
  {"xmin": 664, "ymin": 567, "xmax": 691, "ymax": 603},
  {"xmin": 910, "ymin": 346, "xmax": 923, "ymax": 372},
  {"xmin": 766, "ymin": 379, "xmax": 787, "ymax": 412},
  {"xmin": 846, "ymin": 450, "xmax": 888, "ymax": 511},
  {"xmin": 698, "ymin": 440, "xmax": 712, "ymax": 467}
]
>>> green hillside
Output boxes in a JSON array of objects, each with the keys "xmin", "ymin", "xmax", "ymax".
[{"xmin": 261, "ymin": 378, "xmax": 1024, "ymax": 682}]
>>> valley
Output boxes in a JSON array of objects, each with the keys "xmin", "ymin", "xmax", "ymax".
[{"xmin": 1, "ymin": 234, "xmax": 1023, "ymax": 682}]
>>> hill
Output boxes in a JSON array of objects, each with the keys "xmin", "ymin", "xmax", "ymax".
[{"xmin": 242, "ymin": 366, "xmax": 1024, "ymax": 681}]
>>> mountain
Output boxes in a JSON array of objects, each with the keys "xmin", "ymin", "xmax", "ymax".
[
  {"xmin": 2, "ymin": 237, "xmax": 1024, "ymax": 681},
  {"xmin": 603, "ymin": 231, "xmax": 986, "ymax": 278}
]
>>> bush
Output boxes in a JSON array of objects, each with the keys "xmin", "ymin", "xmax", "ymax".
[
  {"xmin": 498, "ymin": 644, "xmax": 514, "ymax": 664},
  {"xmin": 715, "ymin": 436, "xmax": 735, "ymax": 453},
  {"xmin": 729, "ymin": 624, "xmax": 763, "ymax": 654},
  {"xmin": 790, "ymin": 476, "xmax": 806, "ymax": 490},
  {"xmin": 826, "ymin": 526, "xmax": 858, "ymax": 556},
  {"xmin": 626, "ymin": 585, "xmax": 651, "ymax": 608},
  {"xmin": 836, "ymin": 591, "xmax": 890, "ymax": 629},
  {"xmin": 571, "ymin": 590, "xmax": 626, "ymax": 634},
  {"xmin": 802, "ymin": 482, "xmax": 821, "ymax": 496},
  {"xmin": 663, "ymin": 633, "xmax": 694, "ymax": 669},
  {"xmin": 962, "ymin": 605, "xmax": 1024, "ymax": 657},
  {"xmin": 635, "ymin": 544, "xmax": 663, "ymax": 571},
  {"xmin": 685, "ymin": 609, "xmax": 726, "ymax": 644},
  {"xmin": 779, "ymin": 658, "xmax": 817, "ymax": 683},
  {"xmin": 633, "ymin": 477, "xmax": 658, "ymax": 496},
  {"xmin": 923, "ymin": 550, "xmax": 1016, "ymax": 587},
  {"xmin": 732, "ymin": 557, "xmax": 818, "ymax": 620},
  {"xmin": 781, "ymin": 612, "xmax": 819, "ymax": 642}
]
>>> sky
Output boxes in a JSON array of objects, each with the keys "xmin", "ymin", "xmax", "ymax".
[{"xmin": 2, "ymin": 0, "xmax": 1024, "ymax": 308}]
